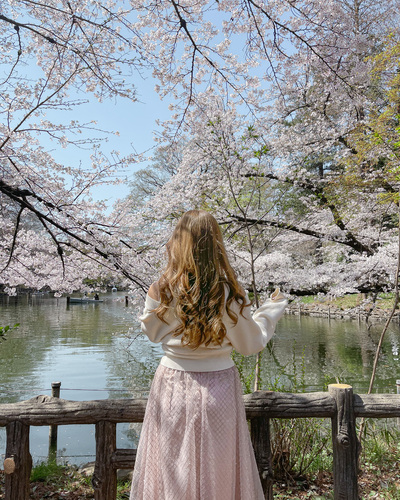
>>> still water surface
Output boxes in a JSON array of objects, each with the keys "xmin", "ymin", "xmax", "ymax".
[{"xmin": 0, "ymin": 293, "xmax": 399, "ymax": 464}]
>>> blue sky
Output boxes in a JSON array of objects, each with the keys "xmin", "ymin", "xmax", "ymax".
[
  {"xmin": 47, "ymin": 71, "xmax": 172, "ymax": 208},
  {"xmin": 92, "ymin": 78, "xmax": 171, "ymax": 205}
]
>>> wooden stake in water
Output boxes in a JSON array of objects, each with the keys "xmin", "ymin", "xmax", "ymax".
[
  {"xmin": 253, "ymin": 288, "xmax": 260, "ymax": 392},
  {"xmin": 397, "ymin": 380, "xmax": 400, "ymax": 429},
  {"xmin": 48, "ymin": 381, "xmax": 61, "ymax": 461}
]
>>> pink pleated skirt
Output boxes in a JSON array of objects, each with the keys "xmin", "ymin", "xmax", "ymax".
[{"xmin": 130, "ymin": 364, "xmax": 264, "ymax": 500}]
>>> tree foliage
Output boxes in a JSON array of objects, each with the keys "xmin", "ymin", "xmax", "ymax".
[{"xmin": 1, "ymin": 0, "xmax": 400, "ymax": 298}]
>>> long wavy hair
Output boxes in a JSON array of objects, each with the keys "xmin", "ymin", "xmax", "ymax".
[{"xmin": 154, "ymin": 210, "xmax": 248, "ymax": 349}]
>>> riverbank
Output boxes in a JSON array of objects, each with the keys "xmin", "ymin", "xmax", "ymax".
[{"xmin": 287, "ymin": 293, "xmax": 399, "ymax": 322}]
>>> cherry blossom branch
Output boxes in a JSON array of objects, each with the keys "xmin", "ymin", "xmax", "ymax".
[
  {"xmin": 243, "ymin": 0, "xmax": 285, "ymax": 97},
  {"xmin": 243, "ymin": 171, "xmax": 374, "ymax": 255},
  {"xmin": 0, "ymin": 23, "xmax": 23, "ymax": 86},
  {"xmin": 0, "ymin": 71, "xmax": 77, "ymax": 152},
  {"xmin": 220, "ymin": 213, "xmax": 373, "ymax": 255},
  {"xmin": 0, "ymin": 179, "xmax": 148, "ymax": 291},
  {"xmin": 1, "ymin": 206, "xmax": 24, "ymax": 273},
  {"xmin": 0, "ymin": 10, "xmax": 137, "ymax": 99},
  {"xmin": 246, "ymin": 0, "xmax": 353, "ymax": 90},
  {"xmin": 168, "ymin": 0, "xmax": 252, "ymax": 113},
  {"xmin": 0, "ymin": 14, "xmax": 57, "ymax": 45},
  {"xmin": 38, "ymin": 218, "xmax": 67, "ymax": 278}
]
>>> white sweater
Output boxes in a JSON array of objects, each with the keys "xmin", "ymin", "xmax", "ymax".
[{"xmin": 139, "ymin": 291, "xmax": 288, "ymax": 372}]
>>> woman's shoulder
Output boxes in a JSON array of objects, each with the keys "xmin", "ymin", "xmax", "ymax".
[{"xmin": 223, "ymin": 282, "xmax": 250, "ymax": 308}]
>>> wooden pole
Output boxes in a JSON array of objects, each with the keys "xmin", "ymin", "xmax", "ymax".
[
  {"xmin": 328, "ymin": 384, "xmax": 359, "ymax": 500},
  {"xmin": 125, "ymin": 295, "xmax": 129, "ymax": 307},
  {"xmin": 111, "ymin": 448, "xmax": 137, "ymax": 469},
  {"xmin": 92, "ymin": 420, "xmax": 117, "ymax": 499},
  {"xmin": 1, "ymin": 392, "xmax": 400, "ymax": 426},
  {"xmin": 48, "ymin": 381, "xmax": 61, "ymax": 461},
  {"xmin": 4, "ymin": 421, "xmax": 32, "ymax": 500},
  {"xmin": 251, "ymin": 415, "xmax": 273, "ymax": 500},
  {"xmin": 397, "ymin": 380, "xmax": 400, "ymax": 429}
]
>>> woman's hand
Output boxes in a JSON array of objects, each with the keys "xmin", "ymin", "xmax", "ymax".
[
  {"xmin": 271, "ymin": 287, "xmax": 286, "ymax": 301},
  {"xmin": 148, "ymin": 282, "xmax": 160, "ymax": 300}
]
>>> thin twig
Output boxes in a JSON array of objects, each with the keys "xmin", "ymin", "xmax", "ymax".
[{"xmin": 359, "ymin": 201, "xmax": 400, "ymax": 441}]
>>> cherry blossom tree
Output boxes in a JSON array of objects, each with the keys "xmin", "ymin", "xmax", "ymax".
[
  {"xmin": 122, "ymin": 0, "xmax": 400, "ymax": 298},
  {"xmin": 2, "ymin": 0, "xmax": 400, "ymax": 297},
  {"xmin": 0, "ymin": 0, "xmax": 148, "ymax": 293},
  {"xmin": 128, "ymin": 105, "xmax": 396, "ymax": 298}
]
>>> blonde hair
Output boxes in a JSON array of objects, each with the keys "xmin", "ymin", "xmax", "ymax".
[{"xmin": 155, "ymin": 210, "xmax": 248, "ymax": 349}]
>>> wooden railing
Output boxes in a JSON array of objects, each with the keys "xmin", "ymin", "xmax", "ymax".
[{"xmin": 1, "ymin": 384, "xmax": 400, "ymax": 500}]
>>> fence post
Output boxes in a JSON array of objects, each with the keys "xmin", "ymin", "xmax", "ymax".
[
  {"xmin": 92, "ymin": 420, "xmax": 117, "ymax": 499},
  {"xmin": 48, "ymin": 381, "xmax": 61, "ymax": 461},
  {"xmin": 328, "ymin": 384, "xmax": 359, "ymax": 500},
  {"xmin": 397, "ymin": 380, "xmax": 400, "ymax": 428},
  {"xmin": 4, "ymin": 421, "xmax": 32, "ymax": 500},
  {"xmin": 251, "ymin": 415, "xmax": 273, "ymax": 500}
]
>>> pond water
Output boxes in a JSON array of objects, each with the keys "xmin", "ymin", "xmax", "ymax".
[{"xmin": 0, "ymin": 293, "xmax": 399, "ymax": 465}]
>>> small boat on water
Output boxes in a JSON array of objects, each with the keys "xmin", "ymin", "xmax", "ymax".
[{"xmin": 67, "ymin": 297, "xmax": 103, "ymax": 304}]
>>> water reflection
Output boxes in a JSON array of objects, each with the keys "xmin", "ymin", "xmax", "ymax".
[
  {"xmin": 0, "ymin": 294, "xmax": 399, "ymax": 464},
  {"xmin": 261, "ymin": 315, "xmax": 400, "ymax": 393}
]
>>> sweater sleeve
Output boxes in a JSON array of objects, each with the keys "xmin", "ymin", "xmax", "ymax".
[
  {"xmin": 225, "ymin": 292, "xmax": 288, "ymax": 356},
  {"xmin": 139, "ymin": 294, "xmax": 171, "ymax": 343},
  {"xmin": 139, "ymin": 289, "xmax": 288, "ymax": 351}
]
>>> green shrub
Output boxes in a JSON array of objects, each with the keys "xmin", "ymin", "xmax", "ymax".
[
  {"xmin": 30, "ymin": 460, "xmax": 65, "ymax": 482},
  {"xmin": 0, "ymin": 323, "xmax": 19, "ymax": 342},
  {"xmin": 234, "ymin": 345, "xmax": 332, "ymax": 483}
]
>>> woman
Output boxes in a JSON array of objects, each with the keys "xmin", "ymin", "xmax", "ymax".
[{"xmin": 130, "ymin": 210, "xmax": 287, "ymax": 500}]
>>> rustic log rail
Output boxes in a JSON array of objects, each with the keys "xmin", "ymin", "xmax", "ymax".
[{"xmin": 1, "ymin": 384, "xmax": 400, "ymax": 499}]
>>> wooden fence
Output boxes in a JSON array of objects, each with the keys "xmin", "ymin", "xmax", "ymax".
[{"xmin": 1, "ymin": 383, "xmax": 400, "ymax": 500}]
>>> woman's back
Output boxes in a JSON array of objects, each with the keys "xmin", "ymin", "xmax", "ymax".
[{"xmin": 140, "ymin": 284, "xmax": 286, "ymax": 372}]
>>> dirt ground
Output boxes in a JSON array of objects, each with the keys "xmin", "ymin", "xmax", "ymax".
[{"xmin": 1, "ymin": 465, "xmax": 399, "ymax": 499}]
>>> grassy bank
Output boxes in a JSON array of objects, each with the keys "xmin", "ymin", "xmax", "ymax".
[{"xmin": 298, "ymin": 292, "xmax": 397, "ymax": 311}]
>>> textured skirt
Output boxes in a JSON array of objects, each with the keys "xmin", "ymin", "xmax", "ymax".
[{"xmin": 130, "ymin": 364, "xmax": 264, "ymax": 500}]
